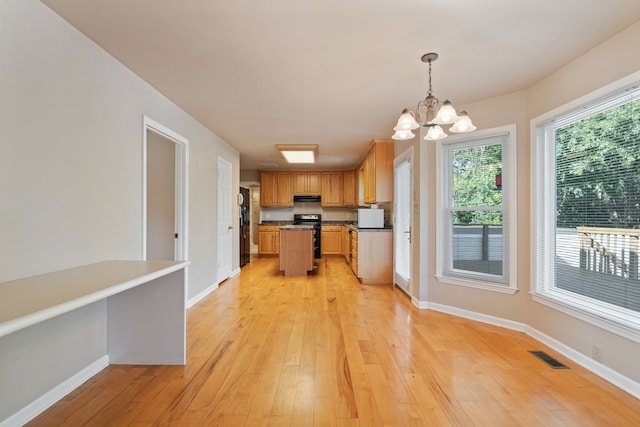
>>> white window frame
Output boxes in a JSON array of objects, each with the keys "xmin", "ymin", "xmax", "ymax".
[
  {"xmin": 436, "ymin": 124, "xmax": 518, "ymax": 294},
  {"xmin": 531, "ymin": 71, "xmax": 640, "ymax": 343}
]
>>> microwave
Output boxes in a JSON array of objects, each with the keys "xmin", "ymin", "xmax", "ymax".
[{"xmin": 357, "ymin": 208, "xmax": 384, "ymax": 228}]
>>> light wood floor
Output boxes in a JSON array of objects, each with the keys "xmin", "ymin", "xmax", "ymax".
[{"xmin": 28, "ymin": 255, "xmax": 640, "ymax": 426}]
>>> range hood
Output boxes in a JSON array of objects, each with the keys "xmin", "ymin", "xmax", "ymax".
[{"xmin": 293, "ymin": 195, "xmax": 321, "ymax": 203}]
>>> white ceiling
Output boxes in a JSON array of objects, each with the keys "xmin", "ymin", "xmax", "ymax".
[{"xmin": 42, "ymin": 0, "xmax": 640, "ymax": 170}]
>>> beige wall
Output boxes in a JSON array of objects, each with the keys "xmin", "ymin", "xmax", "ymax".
[
  {"xmin": 525, "ymin": 20, "xmax": 640, "ymax": 384},
  {"xmin": 401, "ymin": 20, "xmax": 640, "ymax": 384}
]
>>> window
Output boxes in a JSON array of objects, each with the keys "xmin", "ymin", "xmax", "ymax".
[
  {"xmin": 533, "ymin": 80, "xmax": 640, "ymax": 340},
  {"xmin": 437, "ymin": 125, "xmax": 517, "ymax": 293}
]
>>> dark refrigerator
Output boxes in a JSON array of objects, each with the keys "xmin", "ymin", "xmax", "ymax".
[{"xmin": 239, "ymin": 186, "xmax": 251, "ymax": 267}]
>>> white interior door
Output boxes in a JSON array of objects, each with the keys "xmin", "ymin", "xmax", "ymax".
[
  {"xmin": 217, "ymin": 157, "xmax": 233, "ymax": 282},
  {"xmin": 394, "ymin": 148, "xmax": 413, "ymax": 293}
]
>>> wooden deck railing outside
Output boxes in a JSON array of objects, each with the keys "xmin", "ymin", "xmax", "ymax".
[{"xmin": 577, "ymin": 226, "xmax": 640, "ymax": 279}]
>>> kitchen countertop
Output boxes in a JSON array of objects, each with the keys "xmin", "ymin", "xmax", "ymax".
[
  {"xmin": 279, "ymin": 224, "xmax": 314, "ymax": 230},
  {"xmin": 347, "ymin": 224, "xmax": 393, "ymax": 232}
]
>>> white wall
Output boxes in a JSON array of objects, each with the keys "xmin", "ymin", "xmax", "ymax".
[
  {"xmin": 0, "ymin": 0, "xmax": 239, "ymax": 294},
  {"xmin": 0, "ymin": 0, "xmax": 239, "ymax": 420}
]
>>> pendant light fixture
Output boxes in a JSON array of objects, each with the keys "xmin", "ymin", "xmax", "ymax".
[{"xmin": 392, "ymin": 53, "xmax": 476, "ymax": 141}]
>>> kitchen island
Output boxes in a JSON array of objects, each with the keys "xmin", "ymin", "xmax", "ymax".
[{"xmin": 279, "ymin": 225, "xmax": 315, "ymax": 276}]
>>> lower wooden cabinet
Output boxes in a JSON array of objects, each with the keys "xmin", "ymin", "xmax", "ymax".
[
  {"xmin": 352, "ymin": 230, "xmax": 393, "ymax": 284},
  {"xmin": 321, "ymin": 225, "xmax": 342, "ymax": 255},
  {"xmin": 351, "ymin": 230, "xmax": 358, "ymax": 276},
  {"xmin": 342, "ymin": 226, "xmax": 351, "ymax": 260},
  {"xmin": 258, "ymin": 225, "xmax": 280, "ymax": 255}
]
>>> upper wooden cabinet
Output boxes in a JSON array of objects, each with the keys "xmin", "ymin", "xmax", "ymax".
[
  {"xmin": 321, "ymin": 172, "xmax": 343, "ymax": 207},
  {"xmin": 260, "ymin": 171, "xmax": 293, "ymax": 207},
  {"xmin": 293, "ymin": 172, "xmax": 321, "ymax": 195},
  {"xmin": 342, "ymin": 170, "xmax": 356, "ymax": 207},
  {"xmin": 361, "ymin": 140, "xmax": 394, "ymax": 205},
  {"xmin": 260, "ymin": 141, "xmax": 393, "ymax": 207}
]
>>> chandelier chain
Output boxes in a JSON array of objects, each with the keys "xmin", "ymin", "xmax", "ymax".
[{"xmin": 427, "ymin": 59, "xmax": 433, "ymax": 97}]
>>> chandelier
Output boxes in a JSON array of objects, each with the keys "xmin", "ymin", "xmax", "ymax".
[{"xmin": 392, "ymin": 53, "xmax": 476, "ymax": 141}]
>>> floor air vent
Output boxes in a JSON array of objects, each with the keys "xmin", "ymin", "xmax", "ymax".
[{"xmin": 528, "ymin": 351, "xmax": 569, "ymax": 369}]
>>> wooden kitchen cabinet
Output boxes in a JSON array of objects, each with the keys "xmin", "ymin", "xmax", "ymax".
[
  {"xmin": 321, "ymin": 172, "xmax": 343, "ymax": 207},
  {"xmin": 279, "ymin": 228, "xmax": 314, "ymax": 276},
  {"xmin": 351, "ymin": 229, "xmax": 358, "ymax": 276},
  {"xmin": 293, "ymin": 172, "xmax": 321, "ymax": 195},
  {"xmin": 321, "ymin": 225, "xmax": 342, "ymax": 255},
  {"xmin": 261, "ymin": 172, "xmax": 278, "ymax": 207},
  {"xmin": 352, "ymin": 229, "xmax": 393, "ymax": 284},
  {"xmin": 342, "ymin": 170, "xmax": 356, "ymax": 206},
  {"xmin": 342, "ymin": 226, "xmax": 351, "ymax": 261},
  {"xmin": 361, "ymin": 140, "xmax": 394, "ymax": 205},
  {"xmin": 258, "ymin": 225, "xmax": 280, "ymax": 255},
  {"xmin": 261, "ymin": 172, "xmax": 293, "ymax": 207}
]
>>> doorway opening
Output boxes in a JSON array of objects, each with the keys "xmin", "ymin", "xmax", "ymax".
[{"xmin": 142, "ymin": 116, "xmax": 188, "ymax": 263}]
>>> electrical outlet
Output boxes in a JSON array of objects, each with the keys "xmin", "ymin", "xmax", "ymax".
[{"xmin": 592, "ymin": 345, "xmax": 603, "ymax": 362}]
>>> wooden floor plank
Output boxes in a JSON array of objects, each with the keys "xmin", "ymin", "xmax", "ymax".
[{"xmin": 26, "ymin": 255, "xmax": 640, "ymax": 426}]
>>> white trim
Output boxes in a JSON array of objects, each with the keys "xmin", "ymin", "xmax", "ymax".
[
  {"xmin": 424, "ymin": 302, "xmax": 640, "ymax": 400},
  {"xmin": 142, "ymin": 116, "xmax": 190, "ymax": 293},
  {"xmin": 411, "ymin": 296, "xmax": 429, "ymax": 309},
  {"xmin": 186, "ymin": 281, "xmax": 220, "ymax": 308},
  {"xmin": 435, "ymin": 275, "xmax": 518, "ymax": 294},
  {"xmin": 0, "ymin": 356, "xmax": 109, "ymax": 427},
  {"xmin": 435, "ymin": 124, "xmax": 518, "ymax": 292},
  {"xmin": 428, "ymin": 301, "xmax": 527, "ymax": 331}
]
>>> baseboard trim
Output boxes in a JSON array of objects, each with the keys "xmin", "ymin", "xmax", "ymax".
[
  {"xmin": 186, "ymin": 281, "xmax": 219, "ymax": 308},
  {"xmin": 421, "ymin": 301, "xmax": 640, "ymax": 400},
  {"xmin": 427, "ymin": 302, "xmax": 528, "ymax": 332},
  {"xmin": 1, "ymin": 355, "xmax": 109, "ymax": 427}
]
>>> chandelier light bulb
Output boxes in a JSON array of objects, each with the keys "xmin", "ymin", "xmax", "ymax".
[
  {"xmin": 392, "ymin": 129, "xmax": 415, "ymax": 140},
  {"xmin": 432, "ymin": 100, "xmax": 459, "ymax": 125},
  {"xmin": 424, "ymin": 125, "xmax": 447, "ymax": 141},
  {"xmin": 450, "ymin": 111, "xmax": 476, "ymax": 133},
  {"xmin": 394, "ymin": 108, "xmax": 420, "ymax": 131}
]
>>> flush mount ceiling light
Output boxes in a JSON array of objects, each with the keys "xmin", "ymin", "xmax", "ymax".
[
  {"xmin": 276, "ymin": 144, "xmax": 319, "ymax": 164},
  {"xmin": 392, "ymin": 53, "xmax": 476, "ymax": 141}
]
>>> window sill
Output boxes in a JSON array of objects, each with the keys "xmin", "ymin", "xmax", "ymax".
[{"xmin": 436, "ymin": 275, "xmax": 518, "ymax": 294}]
